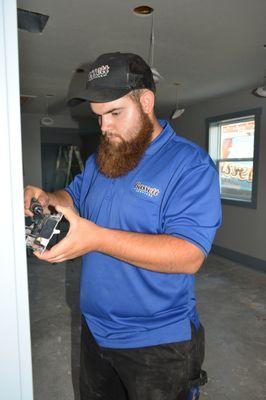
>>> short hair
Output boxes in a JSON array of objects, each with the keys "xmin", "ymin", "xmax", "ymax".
[{"xmin": 127, "ymin": 89, "xmax": 145, "ymax": 104}]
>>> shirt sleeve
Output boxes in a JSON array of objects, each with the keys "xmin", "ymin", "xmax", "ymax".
[{"xmin": 161, "ymin": 162, "xmax": 222, "ymax": 257}]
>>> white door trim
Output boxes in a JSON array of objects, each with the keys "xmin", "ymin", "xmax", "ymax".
[{"xmin": 0, "ymin": 1, "xmax": 33, "ymax": 399}]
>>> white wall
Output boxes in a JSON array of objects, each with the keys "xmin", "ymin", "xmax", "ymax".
[{"xmin": 172, "ymin": 89, "xmax": 266, "ymax": 261}]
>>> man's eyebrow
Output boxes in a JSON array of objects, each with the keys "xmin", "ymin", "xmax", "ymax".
[{"xmin": 91, "ymin": 107, "xmax": 124, "ymax": 117}]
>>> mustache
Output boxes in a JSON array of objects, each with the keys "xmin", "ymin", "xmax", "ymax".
[{"xmin": 102, "ymin": 131, "xmax": 125, "ymax": 142}]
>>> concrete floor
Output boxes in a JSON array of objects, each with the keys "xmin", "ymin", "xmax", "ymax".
[{"xmin": 27, "ymin": 253, "xmax": 266, "ymax": 400}]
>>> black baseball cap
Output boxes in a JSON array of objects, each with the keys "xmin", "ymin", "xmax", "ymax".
[{"xmin": 67, "ymin": 52, "xmax": 156, "ymax": 106}]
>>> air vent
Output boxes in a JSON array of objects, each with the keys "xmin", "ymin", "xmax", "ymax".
[{"xmin": 17, "ymin": 8, "xmax": 49, "ymax": 33}]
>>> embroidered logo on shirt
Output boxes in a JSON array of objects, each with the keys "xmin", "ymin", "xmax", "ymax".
[
  {"xmin": 133, "ymin": 181, "xmax": 160, "ymax": 198},
  {"xmin": 88, "ymin": 65, "xmax": 110, "ymax": 82}
]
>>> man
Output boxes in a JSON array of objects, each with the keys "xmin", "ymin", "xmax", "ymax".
[{"xmin": 24, "ymin": 52, "xmax": 221, "ymax": 400}]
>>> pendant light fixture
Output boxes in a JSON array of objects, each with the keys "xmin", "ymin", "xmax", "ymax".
[
  {"xmin": 133, "ymin": 6, "xmax": 164, "ymax": 83},
  {"xmin": 171, "ymin": 83, "xmax": 185, "ymax": 119},
  {"xmin": 148, "ymin": 10, "xmax": 164, "ymax": 83},
  {"xmin": 252, "ymin": 75, "xmax": 266, "ymax": 98},
  {"xmin": 40, "ymin": 94, "xmax": 54, "ymax": 126},
  {"xmin": 252, "ymin": 45, "xmax": 266, "ymax": 98}
]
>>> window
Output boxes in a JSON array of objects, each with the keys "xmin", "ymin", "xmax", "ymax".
[{"xmin": 206, "ymin": 108, "xmax": 261, "ymax": 208}]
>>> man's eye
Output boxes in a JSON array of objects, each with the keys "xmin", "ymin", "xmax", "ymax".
[{"xmin": 112, "ymin": 111, "xmax": 120, "ymax": 116}]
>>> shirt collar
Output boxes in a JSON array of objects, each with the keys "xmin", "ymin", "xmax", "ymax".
[{"xmin": 145, "ymin": 119, "xmax": 175, "ymax": 156}]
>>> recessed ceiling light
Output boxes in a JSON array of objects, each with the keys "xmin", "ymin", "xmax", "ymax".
[{"xmin": 133, "ymin": 6, "xmax": 154, "ymax": 15}]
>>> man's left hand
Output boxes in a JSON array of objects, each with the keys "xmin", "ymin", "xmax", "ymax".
[{"xmin": 34, "ymin": 205, "xmax": 101, "ymax": 263}]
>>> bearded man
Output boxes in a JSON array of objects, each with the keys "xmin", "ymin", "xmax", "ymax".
[{"xmin": 24, "ymin": 52, "xmax": 221, "ymax": 400}]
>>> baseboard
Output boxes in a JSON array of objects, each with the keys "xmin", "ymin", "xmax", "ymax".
[{"xmin": 211, "ymin": 245, "xmax": 266, "ymax": 273}]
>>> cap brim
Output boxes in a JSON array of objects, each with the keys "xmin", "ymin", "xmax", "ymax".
[{"xmin": 67, "ymin": 86, "xmax": 131, "ymax": 107}]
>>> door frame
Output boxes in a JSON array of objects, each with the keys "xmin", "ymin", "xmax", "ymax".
[{"xmin": 0, "ymin": 1, "xmax": 34, "ymax": 399}]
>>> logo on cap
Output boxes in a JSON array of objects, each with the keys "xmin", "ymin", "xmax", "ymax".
[{"xmin": 88, "ymin": 65, "xmax": 110, "ymax": 82}]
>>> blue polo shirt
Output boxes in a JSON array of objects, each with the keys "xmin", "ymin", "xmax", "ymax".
[{"xmin": 66, "ymin": 120, "xmax": 221, "ymax": 348}]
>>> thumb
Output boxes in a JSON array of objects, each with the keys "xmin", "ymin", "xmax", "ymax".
[{"xmin": 55, "ymin": 205, "xmax": 77, "ymax": 221}]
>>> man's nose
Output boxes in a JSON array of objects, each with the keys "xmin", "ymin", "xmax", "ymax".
[{"xmin": 99, "ymin": 115, "xmax": 111, "ymax": 132}]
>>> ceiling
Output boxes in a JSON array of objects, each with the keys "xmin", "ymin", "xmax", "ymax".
[{"xmin": 18, "ymin": 0, "xmax": 266, "ymax": 119}]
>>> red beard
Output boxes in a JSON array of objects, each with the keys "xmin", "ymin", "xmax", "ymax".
[{"xmin": 96, "ymin": 111, "xmax": 153, "ymax": 178}]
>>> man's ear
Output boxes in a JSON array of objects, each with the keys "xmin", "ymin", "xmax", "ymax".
[{"xmin": 139, "ymin": 90, "xmax": 155, "ymax": 114}]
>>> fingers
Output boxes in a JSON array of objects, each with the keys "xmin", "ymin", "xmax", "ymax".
[
  {"xmin": 32, "ymin": 211, "xmax": 91, "ymax": 263},
  {"xmin": 34, "ymin": 247, "xmax": 72, "ymax": 264},
  {"xmin": 24, "ymin": 185, "xmax": 49, "ymax": 216},
  {"xmin": 33, "ymin": 221, "xmax": 77, "ymax": 263},
  {"xmin": 34, "ymin": 250, "xmax": 68, "ymax": 264},
  {"xmin": 24, "ymin": 186, "xmax": 34, "ymax": 216},
  {"xmin": 25, "ymin": 208, "xmax": 34, "ymax": 217},
  {"xmin": 34, "ymin": 234, "xmax": 72, "ymax": 262}
]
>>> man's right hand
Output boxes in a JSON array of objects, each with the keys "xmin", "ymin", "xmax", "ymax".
[{"xmin": 24, "ymin": 185, "xmax": 49, "ymax": 217}]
